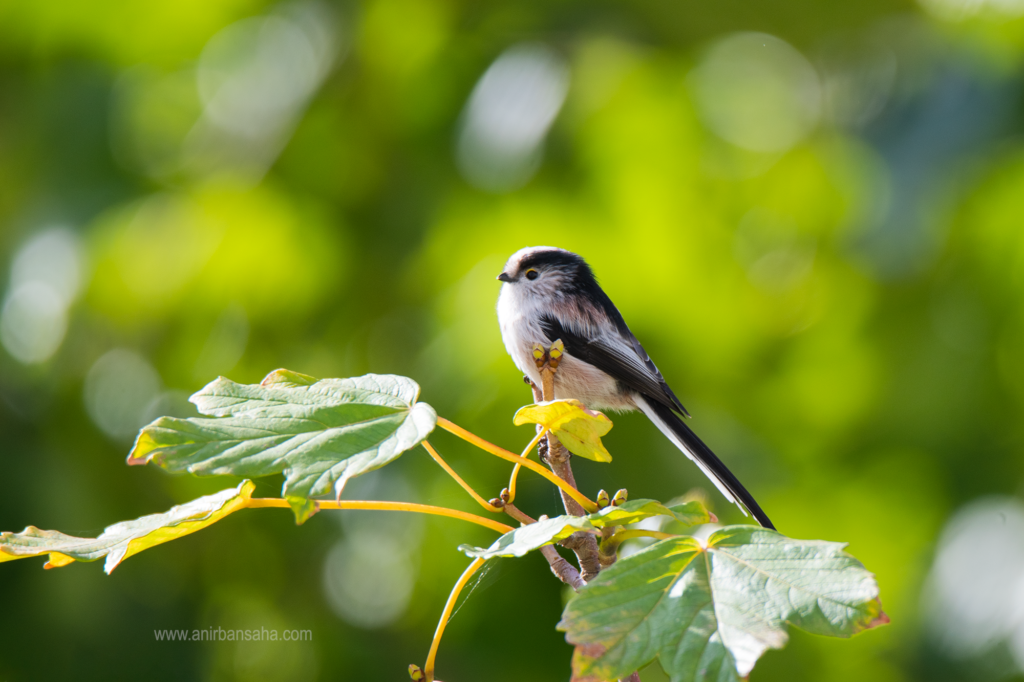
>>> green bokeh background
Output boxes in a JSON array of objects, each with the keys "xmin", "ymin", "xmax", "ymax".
[{"xmin": 1, "ymin": 0, "xmax": 1023, "ymax": 680}]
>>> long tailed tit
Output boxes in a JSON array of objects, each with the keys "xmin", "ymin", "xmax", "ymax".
[{"xmin": 496, "ymin": 246, "xmax": 774, "ymax": 529}]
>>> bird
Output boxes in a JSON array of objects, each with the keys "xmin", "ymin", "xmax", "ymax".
[{"xmin": 496, "ymin": 245, "xmax": 774, "ymax": 530}]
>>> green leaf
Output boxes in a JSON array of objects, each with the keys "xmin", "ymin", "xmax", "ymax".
[
  {"xmin": 127, "ymin": 371, "xmax": 437, "ymax": 522},
  {"xmin": 514, "ymin": 399, "xmax": 613, "ymax": 462},
  {"xmin": 461, "ymin": 514, "xmax": 594, "ymax": 559},
  {"xmin": 459, "ymin": 499, "xmax": 712, "ymax": 560},
  {"xmin": 559, "ymin": 527, "xmax": 888, "ymax": 682},
  {"xmin": 0, "ymin": 481, "xmax": 255, "ymax": 573},
  {"xmin": 590, "ymin": 499, "xmax": 714, "ymax": 528}
]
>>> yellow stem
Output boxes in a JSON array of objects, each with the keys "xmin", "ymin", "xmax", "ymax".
[
  {"xmin": 507, "ymin": 427, "xmax": 548, "ymax": 504},
  {"xmin": 245, "ymin": 498, "xmax": 513, "ymax": 535},
  {"xmin": 424, "ymin": 557, "xmax": 487, "ymax": 682},
  {"xmin": 436, "ymin": 417, "xmax": 598, "ymax": 513},
  {"xmin": 609, "ymin": 529, "xmax": 676, "ymax": 544},
  {"xmin": 421, "ymin": 440, "xmax": 504, "ymax": 513}
]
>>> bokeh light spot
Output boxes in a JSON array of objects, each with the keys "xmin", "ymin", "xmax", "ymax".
[
  {"xmin": 456, "ymin": 43, "xmax": 569, "ymax": 192},
  {"xmin": 689, "ymin": 32, "xmax": 821, "ymax": 153},
  {"xmin": 924, "ymin": 497, "xmax": 1024, "ymax": 665},
  {"xmin": 84, "ymin": 348, "xmax": 162, "ymax": 441},
  {"xmin": 10, "ymin": 227, "xmax": 84, "ymax": 304},
  {"xmin": 0, "ymin": 282, "xmax": 68, "ymax": 365},
  {"xmin": 0, "ymin": 227, "xmax": 84, "ymax": 365},
  {"xmin": 322, "ymin": 534, "xmax": 417, "ymax": 629},
  {"xmin": 198, "ymin": 16, "xmax": 321, "ymax": 139},
  {"xmin": 916, "ymin": 495, "xmax": 1024, "ymax": 681}
]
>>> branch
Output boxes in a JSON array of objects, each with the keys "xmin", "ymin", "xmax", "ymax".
[
  {"xmin": 541, "ymin": 545, "xmax": 585, "ymax": 591},
  {"xmin": 533, "ymin": 344, "xmax": 602, "ymax": 584}
]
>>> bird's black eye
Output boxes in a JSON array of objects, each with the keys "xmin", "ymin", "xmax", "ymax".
[{"xmin": 525, "ymin": 269, "xmax": 539, "ymax": 280}]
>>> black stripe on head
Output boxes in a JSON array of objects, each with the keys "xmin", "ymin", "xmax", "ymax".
[
  {"xmin": 519, "ymin": 248, "xmax": 605, "ymax": 312},
  {"xmin": 521, "ymin": 249, "xmax": 602, "ymax": 299},
  {"xmin": 518, "ymin": 249, "xmax": 589, "ymax": 274}
]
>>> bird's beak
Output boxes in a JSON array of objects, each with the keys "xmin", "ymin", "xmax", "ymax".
[{"xmin": 497, "ymin": 272, "xmax": 512, "ymax": 283}]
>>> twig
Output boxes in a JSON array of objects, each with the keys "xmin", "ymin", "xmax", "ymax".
[
  {"xmin": 540, "ymin": 546, "xmax": 585, "ymax": 591},
  {"xmin": 501, "ymin": 502, "xmax": 534, "ymax": 525},
  {"xmin": 561, "ymin": 531, "xmax": 601, "ymax": 581},
  {"xmin": 534, "ymin": 344, "xmax": 602, "ymax": 583}
]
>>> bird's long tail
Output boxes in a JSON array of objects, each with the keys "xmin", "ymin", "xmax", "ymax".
[{"xmin": 635, "ymin": 395, "xmax": 775, "ymax": 530}]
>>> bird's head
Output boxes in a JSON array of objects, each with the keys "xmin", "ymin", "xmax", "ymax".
[{"xmin": 497, "ymin": 247, "xmax": 594, "ymax": 296}]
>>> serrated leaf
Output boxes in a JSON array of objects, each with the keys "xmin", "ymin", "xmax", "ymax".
[
  {"xmin": 127, "ymin": 372, "xmax": 437, "ymax": 522},
  {"xmin": 514, "ymin": 400, "xmax": 613, "ymax": 463},
  {"xmin": 0, "ymin": 481, "xmax": 255, "ymax": 573},
  {"xmin": 459, "ymin": 499, "xmax": 712, "ymax": 560},
  {"xmin": 559, "ymin": 527, "xmax": 888, "ymax": 682}
]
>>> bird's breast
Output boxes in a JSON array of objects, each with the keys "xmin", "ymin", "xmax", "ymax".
[
  {"xmin": 497, "ymin": 286, "xmax": 635, "ymax": 412},
  {"xmin": 551, "ymin": 355, "xmax": 635, "ymax": 412}
]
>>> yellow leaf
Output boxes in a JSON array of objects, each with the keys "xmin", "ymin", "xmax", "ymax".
[{"xmin": 513, "ymin": 400, "xmax": 613, "ymax": 463}]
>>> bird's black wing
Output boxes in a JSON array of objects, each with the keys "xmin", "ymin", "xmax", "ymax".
[{"xmin": 540, "ymin": 307, "xmax": 689, "ymax": 417}]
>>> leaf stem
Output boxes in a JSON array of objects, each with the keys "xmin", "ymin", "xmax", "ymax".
[
  {"xmin": 421, "ymin": 440, "xmax": 504, "ymax": 513},
  {"xmin": 436, "ymin": 417, "xmax": 598, "ymax": 513},
  {"xmin": 424, "ymin": 557, "xmax": 487, "ymax": 682},
  {"xmin": 610, "ymin": 529, "xmax": 676, "ymax": 543},
  {"xmin": 599, "ymin": 529, "xmax": 676, "ymax": 564},
  {"xmin": 245, "ymin": 498, "xmax": 513, "ymax": 534},
  {"xmin": 507, "ymin": 427, "xmax": 548, "ymax": 504}
]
